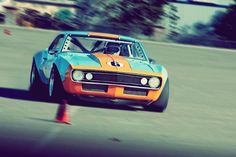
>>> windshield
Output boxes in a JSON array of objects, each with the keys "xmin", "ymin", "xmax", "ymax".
[{"xmin": 62, "ymin": 35, "xmax": 147, "ymax": 61}]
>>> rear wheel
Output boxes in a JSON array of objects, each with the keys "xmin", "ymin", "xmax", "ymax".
[
  {"xmin": 48, "ymin": 66, "xmax": 66, "ymax": 102},
  {"xmin": 29, "ymin": 61, "xmax": 47, "ymax": 96},
  {"xmin": 144, "ymin": 79, "xmax": 169, "ymax": 112}
]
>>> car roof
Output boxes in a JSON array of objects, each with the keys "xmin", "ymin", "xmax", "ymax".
[{"xmin": 60, "ymin": 31, "xmax": 138, "ymax": 42}]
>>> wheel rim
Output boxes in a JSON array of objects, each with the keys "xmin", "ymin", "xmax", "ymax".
[
  {"xmin": 30, "ymin": 65, "xmax": 36, "ymax": 85},
  {"xmin": 49, "ymin": 72, "xmax": 54, "ymax": 97}
]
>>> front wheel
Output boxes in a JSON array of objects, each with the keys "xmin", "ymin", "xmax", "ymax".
[
  {"xmin": 48, "ymin": 66, "xmax": 65, "ymax": 101},
  {"xmin": 29, "ymin": 60, "xmax": 47, "ymax": 96},
  {"xmin": 144, "ymin": 79, "xmax": 169, "ymax": 112}
]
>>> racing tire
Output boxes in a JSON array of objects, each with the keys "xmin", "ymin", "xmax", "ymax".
[
  {"xmin": 144, "ymin": 79, "xmax": 169, "ymax": 112},
  {"xmin": 29, "ymin": 60, "xmax": 47, "ymax": 96},
  {"xmin": 48, "ymin": 66, "xmax": 66, "ymax": 102}
]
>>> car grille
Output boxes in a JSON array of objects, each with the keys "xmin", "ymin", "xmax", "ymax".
[
  {"xmin": 124, "ymin": 87, "xmax": 148, "ymax": 96},
  {"xmin": 81, "ymin": 70, "xmax": 160, "ymax": 88},
  {"xmin": 82, "ymin": 84, "xmax": 108, "ymax": 92}
]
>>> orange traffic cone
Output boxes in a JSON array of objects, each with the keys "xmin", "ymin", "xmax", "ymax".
[
  {"xmin": 3, "ymin": 28, "xmax": 11, "ymax": 35},
  {"xmin": 55, "ymin": 99, "xmax": 71, "ymax": 124}
]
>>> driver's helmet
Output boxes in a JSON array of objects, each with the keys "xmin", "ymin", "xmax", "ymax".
[{"xmin": 104, "ymin": 42, "xmax": 120, "ymax": 55}]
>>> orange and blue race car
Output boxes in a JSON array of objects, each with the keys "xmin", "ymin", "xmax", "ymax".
[{"xmin": 29, "ymin": 31, "xmax": 169, "ymax": 112}]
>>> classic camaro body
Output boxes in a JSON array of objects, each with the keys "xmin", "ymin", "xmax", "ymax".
[{"xmin": 30, "ymin": 31, "xmax": 169, "ymax": 112}]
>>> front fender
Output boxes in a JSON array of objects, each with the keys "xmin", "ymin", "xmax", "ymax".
[
  {"xmin": 53, "ymin": 56, "xmax": 71, "ymax": 82},
  {"xmin": 150, "ymin": 63, "xmax": 168, "ymax": 85}
]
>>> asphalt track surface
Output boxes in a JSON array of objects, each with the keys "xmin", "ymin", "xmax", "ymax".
[{"xmin": 0, "ymin": 26, "xmax": 236, "ymax": 157}]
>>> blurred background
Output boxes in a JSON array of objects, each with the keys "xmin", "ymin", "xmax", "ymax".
[{"xmin": 0, "ymin": 0, "xmax": 236, "ymax": 49}]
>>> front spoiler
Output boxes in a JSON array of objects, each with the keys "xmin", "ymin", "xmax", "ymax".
[{"xmin": 72, "ymin": 94, "xmax": 151, "ymax": 106}]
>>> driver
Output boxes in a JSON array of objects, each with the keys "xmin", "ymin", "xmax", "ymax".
[{"xmin": 104, "ymin": 42, "xmax": 121, "ymax": 55}]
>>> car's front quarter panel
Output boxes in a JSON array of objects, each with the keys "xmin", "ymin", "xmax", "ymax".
[
  {"xmin": 127, "ymin": 59, "xmax": 156, "ymax": 72},
  {"xmin": 152, "ymin": 64, "xmax": 168, "ymax": 83},
  {"xmin": 53, "ymin": 55, "xmax": 71, "ymax": 82}
]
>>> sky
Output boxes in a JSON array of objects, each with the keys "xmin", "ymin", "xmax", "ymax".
[
  {"xmin": 171, "ymin": 0, "xmax": 235, "ymax": 28},
  {"xmin": 175, "ymin": 4, "xmax": 225, "ymax": 27},
  {"xmin": 192, "ymin": 0, "xmax": 235, "ymax": 5}
]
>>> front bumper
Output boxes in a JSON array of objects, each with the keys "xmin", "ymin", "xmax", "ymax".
[{"xmin": 63, "ymin": 76, "xmax": 162, "ymax": 102}]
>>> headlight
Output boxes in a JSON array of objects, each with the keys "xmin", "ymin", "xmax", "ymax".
[
  {"xmin": 72, "ymin": 70, "xmax": 84, "ymax": 81},
  {"xmin": 140, "ymin": 77, "xmax": 148, "ymax": 85},
  {"xmin": 85, "ymin": 73, "xmax": 93, "ymax": 80},
  {"xmin": 148, "ymin": 77, "xmax": 161, "ymax": 88}
]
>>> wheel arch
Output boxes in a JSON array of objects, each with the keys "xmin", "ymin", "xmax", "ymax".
[
  {"xmin": 32, "ymin": 56, "xmax": 45, "ymax": 84},
  {"xmin": 51, "ymin": 63, "xmax": 61, "ymax": 81},
  {"xmin": 49, "ymin": 63, "xmax": 66, "ymax": 100},
  {"xmin": 145, "ymin": 78, "xmax": 169, "ymax": 112},
  {"xmin": 32, "ymin": 50, "xmax": 48, "ymax": 84},
  {"xmin": 53, "ymin": 57, "xmax": 71, "ymax": 82}
]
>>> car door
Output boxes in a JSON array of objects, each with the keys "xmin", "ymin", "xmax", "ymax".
[{"xmin": 42, "ymin": 34, "xmax": 65, "ymax": 81}]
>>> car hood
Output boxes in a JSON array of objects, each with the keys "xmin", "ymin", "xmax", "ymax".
[{"xmin": 59, "ymin": 53, "xmax": 162, "ymax": 73}]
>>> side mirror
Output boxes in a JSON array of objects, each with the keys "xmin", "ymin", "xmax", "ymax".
[
  {"xmin": 149, "ymin": 58, "xmax": 157, "ymax": 64},
  {"xmin": 49, "ymin": 49, "xmax": 58, "ymax": 55}
]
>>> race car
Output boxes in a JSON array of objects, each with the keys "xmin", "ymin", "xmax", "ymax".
[{"xmin": 30, "ymin": 31, "xmax": 169, "ymax": 112}]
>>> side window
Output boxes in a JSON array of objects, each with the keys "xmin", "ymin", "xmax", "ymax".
[
  {"xmin": 48, "ymin": 35, "xmax": 65, "ymax": 52},
  {"xmin": 131, "ymin": 43, "xmax": 144, "ymax": 59},
  {"xmin": 120, "ymin": 44, "xmax": 130, "ymax": 57}
]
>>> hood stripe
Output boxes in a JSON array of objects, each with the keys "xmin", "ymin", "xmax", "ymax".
[{"xmin": 93, "ymin": 53, "xmax": 132, "ymax": 72}]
